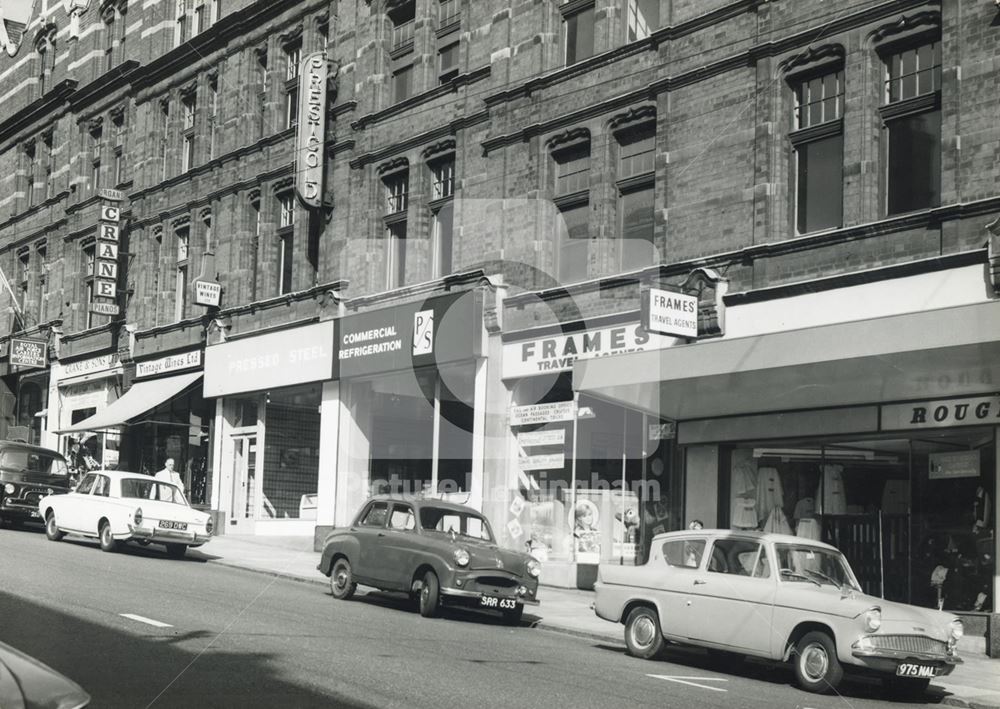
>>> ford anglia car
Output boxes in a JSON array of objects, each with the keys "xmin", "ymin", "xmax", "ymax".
[
  {"xmin": 318, "ymin": 496, "xmax": 541, "ymax": 623},
  {"xmin": 37, "ymin": 470, "xmax": 213, "ymax": 558},
  {"xmin": 594, "ymin": 529, "xmax": 963, "ymax": 696}
]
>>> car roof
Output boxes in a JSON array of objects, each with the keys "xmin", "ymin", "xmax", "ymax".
[
  {"xmin": 650, "ymin": 528, "xmax": 839, "ymax": 552},
  {"xmin": 82, "ymin": 470, "xmax": 165, "ymax": 483},
  {"xmin": 365, "ymin": 495, "xmax": 481, "ymax": 515},
  {"xmin": 0, "ymin": 440, "xmax": 66, "ymax": 458}
]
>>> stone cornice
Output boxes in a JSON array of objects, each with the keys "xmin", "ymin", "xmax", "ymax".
[
  {"xmin": 349, "ymin": 110, "xmax": 487, "ymax": 169},
  {"xmin": 68, "ymin": 59, "xmax": 140, "ymax": 114},
  {"xmin": 341, "ymin": 269, "xmax": 493, "ymax": 314},
  {"xmin": 0, "ymin": 78, "xmax": 77, "ymax": 147}
]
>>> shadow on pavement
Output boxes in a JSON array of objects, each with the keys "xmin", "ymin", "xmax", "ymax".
[
  {"xmin": 0, "ymin": 591, "xmax": 375, "ymax": 709},
  {"xmin": 348, "ymin": 589, "xmax": 530, "ymax": 628}
]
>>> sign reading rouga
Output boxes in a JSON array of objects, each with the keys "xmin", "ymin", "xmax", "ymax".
[
  {"xmin": 502, "ymin": 322, "xmax": 675, "ymax": 379},
  {"xmin": 295, "ymin": 51, "xmax": 328, "ymax": 209},
  {"xmin": 643, "ymin": 287, "xmax": 698, "ymax": 339},
  {"xmin": 881, "ymin": 395, "xmax": 1000, "ymax": 430},
  {"xmin": 338, "ymin": 291, "xmax": 481, "ymax": 378},
  {"xmin": 9, "ymin": 338, "xmax": 47, "ymax": 369},
  {"xmin": 204, "ymin": 320, "xmax": 336, "ymax": 397},
  {"xmin": 136, "ymin": 350, "xmax": 202, "ymax": 379}
]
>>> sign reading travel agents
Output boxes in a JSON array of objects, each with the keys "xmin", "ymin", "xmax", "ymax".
[
  {"xmin": 295, "ymin": 51, "xmax": 328, "ymax": 209},
  {"xmin": 502, "ymin": 323, "xmax": 675, "ymax": 379},
  {"xmin": 9, "ymin": 338, "xmax": 47, "ymax": 369},
  {"xmin": 881, "ymin": 395, "xmax": 1000, "ymax": 430},
  {"xmin": 644, "ymin": 287, "xmax": 698, "ymax": 339}
]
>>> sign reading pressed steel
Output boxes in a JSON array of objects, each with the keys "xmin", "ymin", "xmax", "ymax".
[
  {"xmin": 881, "ymin": 396, "xmax": 1000, "ymax": 430},
  {"xmin": 90, "ymin": 201, "xmax": 121, "ymax": 316},
  {"xmin": 508, "ymin": 401, "xmax": 577, "ymax": 427},
  {"xmin": 502, "ymin": 323, "xmax": 675, "ymax": 379},
  {"xmin": 136, "ymin": 350, "xmax": 203, "ymax": 379},
  {"xmin": 194, "ymin": 280, "xmax": 222, "ymax": 307},
  {"xmin": 9, "ymin": 338, "xmax": 47, "ymax": 369},
  {"xmin": 644, "ymin": 287, "xmax": 698, "ymax": 339},
  {"xmin": 295, "ymin": 51, "xmax": 328, "ymax": 208}
]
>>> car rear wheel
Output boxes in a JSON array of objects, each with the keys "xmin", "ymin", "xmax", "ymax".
[
  {"xmin": 624, "ymin": 606, "xmax": 664, "ymax": 660},
  {"xmin": 98, "ymin": 522, "xmax": 119, "ymax": 553},
  {"xmin": 502, "ymin": 605, "xmax": 524, "ymax": 626},
  {"xmin": 883, "ymin": 676, "xmax": 931, "ymax": 698},
  {"xmin": 418, "ymin": 570, "xmax": 440, "ymax": 618},
  {"xmin": 45, "ymin": 512, "xmax": 65, "ymax": 541},
  {"xmin": 165, "ymin": 543, "xmax": 187, "ymax": 559},
  {"xmin": 329, "ymin": 558, "xmax": 357, "ymax": 600},
  {"xmin": 793, "ymin": 631, "xmax": 843, "ymax": 694}
]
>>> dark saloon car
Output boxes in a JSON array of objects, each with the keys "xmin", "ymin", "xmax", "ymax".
[
  {"xmin": 0, "ymin": 441, "xmax": 73, "ymax": 527},
  {"xmin": 318, "ymin": 496, "xmax": 541, "ymax": 623}
]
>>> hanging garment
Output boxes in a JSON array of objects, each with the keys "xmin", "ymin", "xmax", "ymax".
[
  {"xmin": 796, "ymin": 516, "xmax": 822, "ymax": 541},
  {"xmin": 755, "ymin": 467, "xmax": 784, "ymax": 521},
  {"xmin": 793, "ymin": 496, "xmax": 815, "ymax": 521},
  {"xmin": 731, "ymin": 495, "xmax": 758, "ymax": 529},
  {"xmin": 763, "ymin": 506, "xmax": 793, "ymax": 535},
  {"xmin": 731, "ymin": 460, "xmax": 758, "ymax": 498},
  {"xmin": 881, "ymin": 479, "xmax": 909, "ymax": 515},
  {"xmin": 974, "ymin": 486, "xmax": 991, "ymax": 530},
  {"xmin": 816, "ymin": 464, "xmax": 846, "ymax": 515}
]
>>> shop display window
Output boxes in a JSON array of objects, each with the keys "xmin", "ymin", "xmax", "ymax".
[
  {"xmin": 725, "ymin": 428, "xmax": 995, "ymax": 612},
  {"xmin": 261, "ymin": 383, "xmax": 321, "ymax": 519}
]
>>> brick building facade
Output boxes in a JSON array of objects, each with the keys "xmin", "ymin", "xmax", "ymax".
[{"xmin": 1, "ymin": 0, "xmax": 998, "ymax": 615}]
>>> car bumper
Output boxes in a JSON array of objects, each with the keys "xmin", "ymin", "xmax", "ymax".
[
  {"xmin": 0, "ymin": 500, "xmax": 43, "ymax": 521},
  {"xmin": 850, "ymin": 642, "xmax": 961, "ymax": 676},
  {"xmin": 440, "ymin": 586, "xmax": 540, "ymax": 607},
  {"xmin": 127, "ymin": 523, "xmax": 211, "ymax": 546}
]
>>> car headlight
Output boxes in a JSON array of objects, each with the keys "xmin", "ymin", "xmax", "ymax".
[
  {"xmin": 206, "ymin": 517, "xmax": 214, "ymax": 535},
  {"xmin": 863, "ymin": 607, "xmax": 881, "ymax": 632},
  {"xmin": 526, "ymin": 559, "xmax": 541, "ymax": 578},
  {"xmin": 949, "ymin": 619, "xmax": 964, "ymax": 644},
  {"xmin": 134, "ymin": 508, "xmax": 143, "ymax": 526},
  {"xmin": 3, "ymin": 483, "xmax": 14, "ymax": 495},
  {"xmin": 453, "ymin": 548, "xmax": 470, "ymax": 567}
]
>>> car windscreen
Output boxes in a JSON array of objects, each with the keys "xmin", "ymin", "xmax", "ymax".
[
  {"xmin": 120, "ymin": 478, "xmax": 187, "ymax": 505},
  {"xmin": 418, "ymin": 507, "xmax": 493, "ymax": 542},
  {"xmin": 774, "ymin": 544, "xmax": 859, "ymax": 590},
  {"xmin": 0, "ymin": 449, "xmax": 70, "ymax": 477}
]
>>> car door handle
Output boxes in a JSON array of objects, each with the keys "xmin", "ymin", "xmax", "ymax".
[{"xmin": 693, "ymin": 579, "xmax": 707, "ymax": 585}]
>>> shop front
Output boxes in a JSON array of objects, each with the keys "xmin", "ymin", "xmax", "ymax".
[
  {"xmin": 501, "ymin": 319, "xmax": 684, "ymax": 589},
  {"xmin": 574, "ymin": 298, "xmax": 1000, "ymax": 649},
  {"xmin": 204, "ymin": 320, "xmax": 337, "ymax": 536},
  {"xmin": 52, "ymin": 353, "xmax": 123, "ymax": 473},
  {"xmin": 1, "ymin": 334, "xmax": 53, "ymax": 445},
  {"xmin": 332, "ymin": 290, "xmax": 486, "ymax": 532}
]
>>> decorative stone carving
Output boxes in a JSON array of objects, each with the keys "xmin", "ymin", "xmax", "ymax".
[
  {"xmin": 680, "ymin": 267, "xmax": 728, "ymax": 338},
  {"xmin": 545, "ymin": 127, "xmax": 590, "ymax": 153}
]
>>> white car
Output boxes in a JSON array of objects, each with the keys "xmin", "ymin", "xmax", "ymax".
[{"xmin": 37, "ymin": 470, "xmax": 213, "ymax": 558}]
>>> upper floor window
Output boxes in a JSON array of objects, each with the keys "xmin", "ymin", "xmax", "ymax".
[
  {"xmin": 42, "ymin": 131, "xmax": 54, "ymax": 201},
  {"xmin": 438, "ymin": 41, "xmax": 459, "ymax": 84},
  {"xmin": 791, "ymin": 68, "xmax": 844, "ymax": 233},
  {"xmin": 429, "ymin": 156, "xmax": 455, "ymax": 278},
  {"xmin": 385, "ymin": 171, "xmax": 409, "ymax": 214},
  {"xmin": 393, "ymin": 64, "xmax": 413, "ymax": 103},
  {"xmin": 555, "ymin": 143, "xmax": 590, "ymax": 196},
  {"xmin": 563, "ymin": 2, "xmax": 595, "ymax": 67},
  {"xmin": 276, "ymin": 192, "xmax": 295, "ymax": 295},
  {"xmin": 83, "ymin": 242, "xmax": 96, "ymax": 328},
  {"xmin": 439, "ymin": 0, "xmax": 459, "ymax": 27},
  {"xmin": 208, "ymin": 76, "xmax": 219, "ymax": 159},
  {"xmin": 112, "ymin": 110, "xmax": 127, "ymax": 185},
  {"xmin": 279, "ymin": 192, "xmax": 295, "ymax": 229},
  {"xmin": 18, "ymin": 251, "xmax": 30, "ymax": 314},
  {"xmin": 381, "ymin": 167, "xmax": 409, "ymax": 289},
  {"xmin": 552, "ymin": 138, "xmax": 591, "ymax": 284},
  {"xmin": 181, "ymin": 93, "xmax": 196, "ymax": 172},
  {"xmin": 89, "ymin": 126, "xmax": 103, "ymax": 192},
  {"xmin": 626, "ymin": 0, "xmax": 658, "ymax": 42},
  {"xmin": 23, "ymin": 142, "xmax": 36, "ymax": 208},
  {"xmin": 195, "ymin": 2, "xmax": 208, "ymax": 34},
  {"xmin": 256, "ymin": 47, "xmax": 269, "ymax": 137},
  {"xmin": 175, "ymin": 227, "xmax": 190, "ymax": 321},
  {"xmin": 104, "ymin": 12, "xmax": 115, "ymax": 71},
  {"xmin": 176, "ymin": 0, "xmax": 189, "ymax": 45},
  {"xmin": 431, "ymin": 158, "xmax": 454, "ymax": 200},
  {"xmin": 160, "ymin": 100, "xmax": 170, "ymax": 181},
  {"xmin": 390, "ymin": 2, "xmax": 416, "ymax": 52},
  {"xmin": 616, "ymin": 123, "xmax": 655, "ymax": 270},
  {"xmin": 284, "ymin": 42, "xmax": 301, "ymax": 129},
  {"xmin": 35, "ymin": 31, "xmax": 55, "ymax": 96},
  {"xmin": 881, "ymin": 39, "xmax": 941, "ymax": 216}
]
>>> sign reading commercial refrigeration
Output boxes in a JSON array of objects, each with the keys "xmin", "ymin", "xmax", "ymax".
[
  {"xmin": 9, "ymin": 338, "xmax": 47, "ymax": 369},
  {"xmin": 644, "ymin": 287, "xmax": 698, "ymax": 339},
  {"xmin": 136, "ymin": 350, "xmax": 202, "ymax": 379},
  {"xmin": 509, "ymin": 401, "xmax": 577, "ymax": 426},
  {"xmin": 881, "ymin": 395, "xmax": 1000, "ymax": 430},
  {"xmin": 502, "ymin": 323, "xmax": 675, "ymax": 379},
  {"xmin": 295, "ymin": 51, "xmax": 328, "ymax": 209}
]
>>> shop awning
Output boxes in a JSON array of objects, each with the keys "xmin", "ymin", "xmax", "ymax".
[
  {"xmin": 572, "ymin": 300, "xmax": 1000, "ymax": 421},
  {"xmin": 56, "ymin": 371, "xmax": 202, "ymax": 434}
]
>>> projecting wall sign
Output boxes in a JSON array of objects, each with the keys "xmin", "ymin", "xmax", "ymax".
[
  {"xmin": 295, "ymin": 51, "xmax": 328, "ymax": 209},
  {"xmin": 90, "ymin": 202, "xmax": 121, "ymax": 316}
]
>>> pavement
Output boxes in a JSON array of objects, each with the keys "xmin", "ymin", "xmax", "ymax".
[{"xmin": 198, "ymin": 533, "xmax": 1000, "ymax": 709}]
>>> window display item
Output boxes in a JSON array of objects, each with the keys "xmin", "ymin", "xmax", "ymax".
[
  {"xmin": 763, "ymin": 506, "xmax": 792, "ymax": 535},
  {"xmin": 731, "ymin": 495, "xmax": 758, "ymax": 529},
  {"xmin": 732, "ymin": 460, "xmax": 757, "ymax": 497},
  {"xmin": 881, "ymin": 479, "xmax": 909, "ymax": 515},
  {"xmin": 973, "ymin": 486, "xmax": 991, "ymax": 533},
  {"xmin": 816, "ymin": 464, "xmax": 846, "ymax": 515},
  {"xmin": 792, "ymin": 496, "xmax": 815, "ymax": 520},
  {"xmin": 796, "ymin": 516, "xmax": 821, "ymax": 540},
  {"xmin": 755, "ymin": 466, "xmax": 783, "ymax": 521}
]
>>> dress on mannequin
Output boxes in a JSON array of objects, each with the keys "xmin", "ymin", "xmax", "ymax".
[
  {"xmin": 816, "ymin": 464, "xmax": 846, "ymax": 515},
  {"xmin": 756, "ymin": 467, "xmax": 783, "ymax": 521},
  {"xmin": 793, "ymin": 496, "xmax": 815, "ymax": 521},
  {"xmin": 764, "ymin": 506, "xmax": 793, "ymax": 535},
  {"xmin": 881, "ymin": 479, "xmax": 909, "ymax": 515},
  {"xmin": 796, "ymin": 517, "xmax": 822, "ymax": 540},
  {"xmin": 731, "ymin": 496, "xmax": 758, "ymax": 529}
]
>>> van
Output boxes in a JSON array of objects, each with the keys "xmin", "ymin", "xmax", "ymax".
[{"xmin": 0, "ymin": 442, "xmax": 73, "ymax": 527}]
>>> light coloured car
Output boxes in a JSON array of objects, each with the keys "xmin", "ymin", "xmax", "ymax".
[
  {"xmin": 594, "ymin": 529, "xmax": 963, "ymax": 696},
  {"xmin": 0, "ymin": 640, "xmax": 90, "ymax": 708},
  {"xmin": 37, "ymin": 470, "xmax": 213, "ymax": 559}
]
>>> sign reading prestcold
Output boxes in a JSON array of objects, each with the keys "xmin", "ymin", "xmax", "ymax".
[
  {"xmin": 644, "ymin": 287, "xmax": 698, "ymax": 339},
  {"xmin": 295, "ymin": 51, "xmax": 328, "ymax": 209},
  {"xmin": 9, "ymin": 338, "xmax": 47, "ymax": 369}
]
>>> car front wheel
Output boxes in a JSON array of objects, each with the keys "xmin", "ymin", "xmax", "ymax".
[
  {"xmin": 329, "ymin": 558, "xmax": 357, "ymax": 600},
  {"xmin": 418, "ymin": 570, "xmax": 440, "ymax": 618},
  {"xmin": 99, "ymin": 522, "xmax": 119, "ymax": 553},
  {"xmin": 793, "ymin": 631, "xmax": 844, "ymax": 694},
  {"xmin": 624, "ymin": 606, "xmax": 665, "ymax": 660},
  {"xmin": 45, "ymin": 512, "xmax": 65, "ymax": 541}
]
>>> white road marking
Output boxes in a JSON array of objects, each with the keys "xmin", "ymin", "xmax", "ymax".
[
  {"xmin": 647, "ymin": 674, "xmax": 729, "ymax": 692},
  {"xmin": 119, "ymin": 613, "xmax": 173, "ymax": 628}
]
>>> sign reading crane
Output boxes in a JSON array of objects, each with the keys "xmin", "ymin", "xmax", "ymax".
[
  {"xmin": 90, "ymin": 197, "xmax": 121, "ymax": 316},
  {"xmin": 295, "ymin": 51, "xmax": 328, "ymax": 209}
]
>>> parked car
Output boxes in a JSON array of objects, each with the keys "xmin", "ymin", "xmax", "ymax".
[
  {"xmin": 37, "ymin": 470, "xmax": 213, "ymax": 558},
  {"xmin": 594, "ymin": 529, "xmax": 963, "ymax": 696},
  {"xmin": 0, "ymin": 639, "xmax": 90, "ymax": 708},
  {"xmin": 0, "ymin": 441, "xmax": 74, "ymax": 527},
  {"xmin": 318, "ymin": 496, "xmax": 541, "ymax": 623}
]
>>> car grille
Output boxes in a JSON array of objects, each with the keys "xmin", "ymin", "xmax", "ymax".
[
  {"xmin": 23, "ymin": 490, "xmax": 45, "ymax": 504},
  {"xmin": 869, "ymin": 635, "xmax": 947, "ymax": 655}
]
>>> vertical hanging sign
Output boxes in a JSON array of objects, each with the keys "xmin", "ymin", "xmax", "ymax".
[
  {"xmin": 295, "ymin": 51, "xmax": 327, "ymax": 209},
  {"xmin": 90, "ymin": 196, "xmax": 122, "ymax": 316}
]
